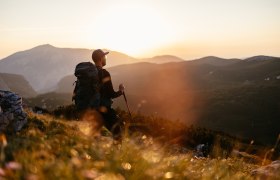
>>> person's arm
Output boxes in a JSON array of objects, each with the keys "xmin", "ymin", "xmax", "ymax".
[{"xmin": 102, "ymin": 70, "xmax": 123, "ymax": 99}]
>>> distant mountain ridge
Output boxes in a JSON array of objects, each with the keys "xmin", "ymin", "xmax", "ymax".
[
  {"xmin": 140, "ymin": 55, "xmax": 184, "ymax": 64},
  {"xmin": 0, "ymin": 44, "xmax": 279, "ymax": 93},
  {"xmin": 244, "ymin": 55, "xmax": 280, "ymax": 62},
  {"xmin": 188, "ymin": 56, "xmax": 241, "ymax": 66}
]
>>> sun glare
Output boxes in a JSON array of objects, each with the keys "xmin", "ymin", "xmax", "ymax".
[{"xmin": 85, "ymin": 2, "xmax": 175, "ymax": 57}]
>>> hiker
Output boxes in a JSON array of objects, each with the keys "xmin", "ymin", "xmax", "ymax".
[
  {"xmin": 91, "ymin": 49, "xmax": 124, "ymax": 138},
  {"xmin": 0, "ymin": 90, "xmax": 27, "ymax": 133}
]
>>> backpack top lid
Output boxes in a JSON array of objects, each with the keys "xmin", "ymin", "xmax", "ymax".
[{"xmin": 74, "ymin": 62, "xmax": 98, "ymax": 78}]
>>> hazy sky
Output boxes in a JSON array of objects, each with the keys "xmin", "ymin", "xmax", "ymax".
[{"xmin": 1, "ymin": 0, "xmax": 280, "ymax": 59}]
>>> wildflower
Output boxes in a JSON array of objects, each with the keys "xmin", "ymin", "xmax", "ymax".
[
  {"xmin": 5, "ymin": 161, "xmax": 22, "ymax": 170},
  {"xmin": 142, "ymin": 135, "xmax": 147, "ymax": 140},
  {"xmin": 82, "ymin": 169, "xmax": 99, "ymax": 179},
  {"xmin": 0, "ymin": 168, "xmax": 5, "ymax": 176},
  {"xmin": 164, "ymin": 172, "xmax": 174, "ymax": 179},
  {"xmin": 83, "ymin": 153, "xmax": 91, "ymax": 160},
  {"xmin": 121, "ymin": 162, "xmax": 132, "ymax": 170},
  {"xmin": 70, "ymin": 149, "xmax": 79, "ymax": 157}
]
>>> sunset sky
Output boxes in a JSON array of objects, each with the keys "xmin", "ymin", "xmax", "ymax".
[{"xmin": 1, "ymin": 0, "xmax": 280, "ymax": 60}]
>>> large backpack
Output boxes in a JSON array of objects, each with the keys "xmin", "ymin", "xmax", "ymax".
[{"xmin": 73, "ymin": 62, "xmax": 100, "ymax": 110}]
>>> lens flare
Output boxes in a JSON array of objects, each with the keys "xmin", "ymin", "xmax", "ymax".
[{"xmin": 78, "ymin": 109, "xmax": 103, "ymax": 136}]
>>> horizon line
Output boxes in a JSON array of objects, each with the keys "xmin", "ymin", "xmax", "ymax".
[{"xmin": 1, "ymin": 43, "xmax": 280, "ymax": 61}]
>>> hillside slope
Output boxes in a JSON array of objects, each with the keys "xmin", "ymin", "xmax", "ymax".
[{"xmin": 0, "ymin": 73, "xmax": 37, "ymax": 97}]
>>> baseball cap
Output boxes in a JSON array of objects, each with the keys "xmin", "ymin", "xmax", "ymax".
[{"xmin": 92, "ymin": 49, "xmax": 109, "ymax": 61}]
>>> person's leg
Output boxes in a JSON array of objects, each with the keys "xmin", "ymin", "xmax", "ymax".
[{"xmin": 102, "ymin": 108, "xmax": 122, "ymax": 139}]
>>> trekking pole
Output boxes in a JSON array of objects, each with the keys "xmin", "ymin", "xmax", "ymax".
[
  {"xmin": 122, "ymin": 90, "xmax": 132, "ymax": 139},
  {"xmin": 123, "ymin": 91, "xmax": 132, "ymax": 118}
]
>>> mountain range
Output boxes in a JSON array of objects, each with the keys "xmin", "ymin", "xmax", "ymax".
[
  {"xmin": 2, "ymin": 44, "xmax": 278, "ymax": 93},
  {"xmin": 1, "ymin": 44, "xmax": 279, "ymax": 144}
]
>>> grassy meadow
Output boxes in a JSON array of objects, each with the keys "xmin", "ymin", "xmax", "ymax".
[{"xmin": 0, "ymin": 107, "xmax": 279, "ymax": 179}]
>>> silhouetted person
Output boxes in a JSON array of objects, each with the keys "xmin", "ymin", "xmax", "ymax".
[{"xmin": 92, "ymin": 49, "xmax": 124, "ymax": 138}]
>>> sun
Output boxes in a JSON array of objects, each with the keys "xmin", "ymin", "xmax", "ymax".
[{"xmin": 85, "ymin": 2, "xmax": 175, "ymax": 57}]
